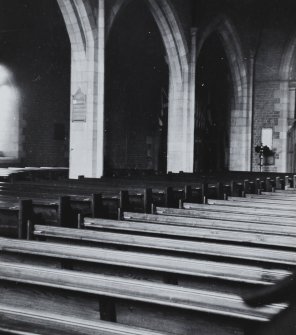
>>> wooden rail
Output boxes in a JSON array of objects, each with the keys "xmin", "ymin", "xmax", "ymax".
[
  {"xmin": 83, "ymin": 217, "xmax": 296, "ymax": 249},
  {"xmin": 154, "ymin": 207, "xmax": 296, "ymax": 225},
  {"xmin": 0, "ymin": 237, "xmax": 288, "ymax": 285},
  {"xmin": 33, "ymin": 225, "xmax": 296, "ymax": 265},
  {"xmin": 0, "ymin": 304, "xmax": 164, "ymax": 335},
  {"xmin": 0, "ymin": 261, "xmax": 286, "ymax": 322},
  {"xmin": 122, "ymin": 212, "xmax": 296, "ymax": 233}
]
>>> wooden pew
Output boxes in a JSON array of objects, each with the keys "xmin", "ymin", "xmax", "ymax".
[
  {"xmin": 154, "ymin": 207, "xmax": 296, "ymax": 226},
  {"xmin": 0, "ymin": 184, "xmax": 107, "ymax": 213},
  {"xmin": 82, "ymin": 217, "xmax": 296, "ymax": 250},
  {"xmin": 32, "ymin": 225, "xmax": 296, "ymax": 266},
  {"xmin": 3, "ymin": 179, "xmax": 245, "ymax": 210},
  {"xmin": 1, "ymin": 173, "xmax": 277, "ymax": 200},
  {"xmin": 245, "ymin": 193, "xmax": 296, "ymax": 201},
  {"xmin": 261, "ymin": 191, "xmax": 296, "ymax": 198},
  {"xmin": 0, "ymin": 191, "xmax": 101, "ymax": 223},
  {"xmin": 0, "ymin": 237, "xmax": 289, "ymax": 294},
  {"xmin": 0, "ymin": 183, "xmax": 152, "ymax": 217},
  {"xmin": 10, "ymin": 171, "xmax": 293, "ymax": 190},
  {"xmin": 0, "ymin": 174, "xmax": 291, "ymax": 221},
  {"xmin": 0, "ymin": 261, "xmax": 286, "ymax": 334},
  {"xmin": 0, "ymin": 194, "xmax": 73, "ymax": 229},
  {"xmin": 4, "ymin": 178, "xmax": 229, "ymax": 203},
  {"xmin": 0, "ymin": 304, "xmax": 162, "ymax": 335},
  {"xmin": 228, "ymin": 196, "xmax": 296, "ymax": 205},
  {"xmin": 265, "ymin": 189, "xmax": 296, "ymax": 194},
  {"xmin": 123, "ymin": 211, "xmax": 296, "ymax": 233},
  {"xmin": 206, "ymin": 198, "xmax": 296, "ymax": 212},
  {"xmin": 0, "ymin": 182, "xmax": 190, "ymax": 216},
  {"xmin": 0, "ymin": 199, "xmax": 32, "ymax": 238},
  {"xmin": 182, "ymin": 202, "xmax": 296, "ymax": 218}
]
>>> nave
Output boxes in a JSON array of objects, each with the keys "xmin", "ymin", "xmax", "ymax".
[{"xmin": 2, "ymin": 0, "xmax": 296, "ymax": 333}]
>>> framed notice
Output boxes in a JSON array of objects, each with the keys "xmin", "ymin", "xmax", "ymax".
[
  {"xmin": 72, "ymin": 88, "xmax": 86, "ymax": 122},
  {"xmin": 261, "ymin": 128, "xmax": 273, "ymax": 148}
]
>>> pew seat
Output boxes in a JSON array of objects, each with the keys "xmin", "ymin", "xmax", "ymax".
[
  {"xmin": 33, "ymin": 225, "xmax": 296, "ymax": 265},
  {"xmin": 207, "ymin": 199, "xmax": 296, "ymax": 211},
  {"xmin": 228, "ymin": 196, "xmax": 296, "ymax": 205},
  {"xmin": 0, "ymin": 304, "xmax": 163, "ymax": 335},
  {"xmin": 0, "ymin": 261, "xmax": 287, "ymax": 335},
  {"xmin": 0, "ymin": 237, "xmax": 290, "ymax": 292},
  {"xmin": 123, "ymin": 211, "xmax": 296, "ymax": 233},
  {"xmin": 154, "ymin": 207, "xmax": 296, "ymax": 226},
  {"xmin": 83, "ymin": 217, "xmax": 296, "ymax": 249},
  {"xmin": 183, "ymin": 202, "xmax": 296, "ymax": 218}
]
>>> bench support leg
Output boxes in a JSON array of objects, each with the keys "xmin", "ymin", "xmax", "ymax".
[
  {"xmin": 100, "ymin": 298, "xmax": 117, "ymax": 322},
  {"xmin": 144, "ymin": 188, "xmax": 153, "ymax": 214},
  {"xmin": 92, "ymin": 194, "xmax": 103, "ymax": 218},
  {"xmin": 18, "ymin": 200, "xmax": 33, "ymax": 239}
]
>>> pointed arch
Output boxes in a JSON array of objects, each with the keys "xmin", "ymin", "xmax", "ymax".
[
  {"xmin": 194, "ymin": 15, "xmax": 251, "ymax": 171},
  {"xmin": 107, "ymin": 0, "xmax": 189, "ymax": 80},
  {"xmin": 106, "ymin": 0, "xmax": 192, "ymax": 173},
  {"xmin": 196, "ymin": 15, "xmax": 247, "ymax": 107}
]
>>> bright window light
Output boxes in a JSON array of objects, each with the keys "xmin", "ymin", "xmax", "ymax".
[{"xmin": 0, "ymin": 65, "xmax": 20, "ymax": 159}]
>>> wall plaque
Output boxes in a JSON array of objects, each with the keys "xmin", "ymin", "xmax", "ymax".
[{"xmin": 72, "ymin": 88, "xmax": 86, "ymax": 122}]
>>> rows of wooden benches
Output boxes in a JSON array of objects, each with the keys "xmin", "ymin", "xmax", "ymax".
[
  {"xmin": 0, "ymin": 182, "xmax": 295, "ymax": 333},
  {"xmin": 0, "ymin": 228, "xmax": 291, "ymax": 332},
  {"xmin": 0, "ymin": 173, "xmax": 295, "ymax": 239},
  {"xmin": 83, "ymin": 170, "xmax": 296, "ymax": 183},
  {"xmin": 10, "ymin": 172, "xmax": 296, "ymax": 198},
  {"xmin": 13, "ymin": 189, "xmax": 291, "ymax": 334},
  {"xmin": 10, "ymin": 172, "xmax": 296, "ymax": 195},
  {"xmin": 0, "ymin": 238, "xmax": 284, "ymax": 334}
]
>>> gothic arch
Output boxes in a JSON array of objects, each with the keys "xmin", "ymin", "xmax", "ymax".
[
  {"xmin": 57, "ymin": 0, "xmax": 192, "ymax": 177},
  {"xmin": 195, "ymin": 15, "xmax": 251, "ymax": 171},
  {"xmin": 196, "ymin": 15, "xmax": 247, "ymax": 106},
  {"xmin": 107, "ymin": 0, "xmax": 189, "ymax": 81},
  {"xmin": 106, "ymin": 0, "xmax": 192, "ymax": 173}
]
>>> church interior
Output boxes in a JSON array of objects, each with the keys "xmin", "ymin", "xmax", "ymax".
[{"xmin": 0, "ymin": 0, "xmax": 296, "ymax": 334}]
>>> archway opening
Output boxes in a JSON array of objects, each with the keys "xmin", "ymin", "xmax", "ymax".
[
  {"xmin": 286, "ymin": 46, "xmax": 296, "ymax": 173},
  {"xmin": 105, "ymin": 0, "xmax": 169, "ymax": 176},
  {"xmin": 0, "ymin": 0, "xmax": 70, "ymax": 167},
  {"xmin": 194, "ymin": 33, "xmax": 232, "ymax": 174}
]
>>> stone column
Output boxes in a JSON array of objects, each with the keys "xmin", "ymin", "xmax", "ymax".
[
  {"xmin": 275, "ymin": 81, "xmax": 289, "ymax": 172},
  {"xmin": 93, "ymin": 0, "xmax": 105, "ymax": 177},
  {"xmin": 166, "ymin": 40, "xmax": 192, "ymax": 173},
  {"xmin": 69, "ymin": 0, "xmax": 105, "ymax": 179},
  {"xmin": 187, "ymin": 28, "xmax": 198, "ymax": 173}
]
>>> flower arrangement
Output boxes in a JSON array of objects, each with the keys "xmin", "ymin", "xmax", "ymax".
[{"xmin": 255, "ymin": 144, "xmax": 274, "ymax": 157}]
